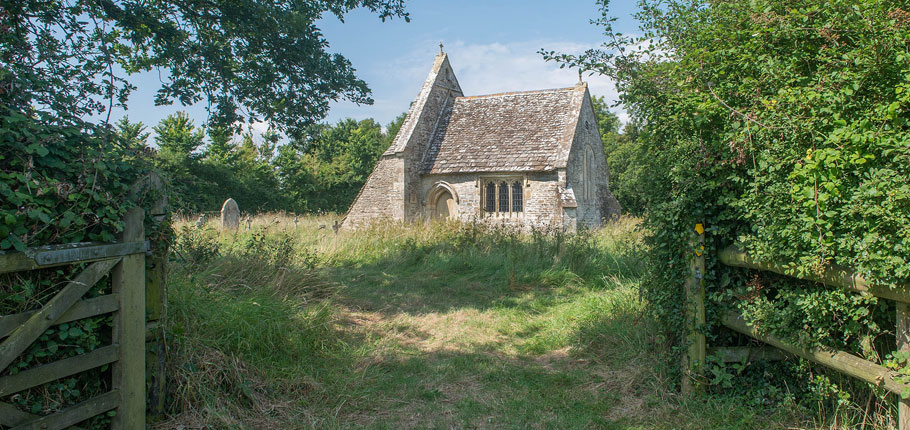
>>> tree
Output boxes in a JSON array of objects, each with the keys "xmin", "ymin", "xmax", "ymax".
[
  {"xmin": 275, "ymin": 114, "xmax": 403, "ymax": 212},
  {"xmin": 205, "ymin": 126, "xmax": 238, "ymax": 163},
  {"xmin": 1, "ymin": 0, "xmax": 409, "ymax": 136},
  {"xmin": 115, "ymin": 116, "xmax": 150, "ymax": 150},
  {"xmin": 590, "ymin": 95, "xmax": 648, "ymax": 215},
  {"xmin": 153, "ymin": 112, "xmax": 205, "ymax": 160},
  {"xmin": 604, "ymin": 122, "xmax": 648, "ymax": 216}
]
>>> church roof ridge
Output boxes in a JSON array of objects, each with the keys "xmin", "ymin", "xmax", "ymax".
[{"xmin": 457, "ymin": 85, "xmax": 582, "ymax": 101}]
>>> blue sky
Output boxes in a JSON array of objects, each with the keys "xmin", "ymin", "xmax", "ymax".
[{"xmin": 110, "ymin": 0, "xmax": 640, "ymax": 140}]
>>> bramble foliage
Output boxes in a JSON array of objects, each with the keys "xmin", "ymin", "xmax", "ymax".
[
  {"xmin": 544, "ymin": 0, "xmax": 910, "ymax": 416},
  {"xmin": 0, "ymin": 111, "xmax": 148, "ymax": 250}
]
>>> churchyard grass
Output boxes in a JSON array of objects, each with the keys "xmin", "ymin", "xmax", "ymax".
[{"xmin": 157, "ymin": 214, "xmax": 870, "ymax": 429}]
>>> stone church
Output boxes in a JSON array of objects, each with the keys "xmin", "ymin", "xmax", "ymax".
[{"xmin": 343, "ymin": 51, "xmax": 621, "ymax": 229}]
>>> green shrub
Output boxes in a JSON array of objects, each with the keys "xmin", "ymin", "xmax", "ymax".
[
  {"xmin": 0, "ymin": 109, "xmax": 155, "ymax": 427},
  {"xmin": 544, "ymin": 0, "xmax": 910, "ymax": 423}
]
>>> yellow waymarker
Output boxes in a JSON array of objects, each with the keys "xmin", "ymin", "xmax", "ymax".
[{"xmin": 694, "ymin": 223, "xmax": 704, "ymax": 235}]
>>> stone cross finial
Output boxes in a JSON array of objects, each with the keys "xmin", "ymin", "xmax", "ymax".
[{"xmin": 439, "ymin": 42, "xmax": 444, "ymax": 55}]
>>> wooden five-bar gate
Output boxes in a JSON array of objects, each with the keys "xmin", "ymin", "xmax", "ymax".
[
  {"xmin": 683, "ymin": 223, "xmax": 910, "ymax": 430},
  {"xmin": 1, "ymin": 172, "xmax": 168, "ymax": 429},
  {"xmin": 0, "ymin": 208, "xmax": 146, "ymax": 429}
]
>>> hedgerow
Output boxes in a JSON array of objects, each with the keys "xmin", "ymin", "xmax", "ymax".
[{"xmin": 545, "ymin": 0, "xmax": 910, "ymax": 420}]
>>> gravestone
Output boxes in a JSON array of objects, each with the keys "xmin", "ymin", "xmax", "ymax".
[{"xmin": 220, "ymin": 198, "xmax": 240, "ymax": 230}]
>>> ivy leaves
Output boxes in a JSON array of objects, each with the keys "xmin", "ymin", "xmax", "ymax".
[{"xmin": 0, "ymin": 109, "xmax": 136, "ymax": 250}]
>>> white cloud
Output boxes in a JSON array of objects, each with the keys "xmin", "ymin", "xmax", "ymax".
[
  {"xmin": 445, "ymin": 40, "xmax": 619, "ymax": 102},
  {"xmin": 327, "ymin": 39, "xmax": 627, "ymax": 126}
]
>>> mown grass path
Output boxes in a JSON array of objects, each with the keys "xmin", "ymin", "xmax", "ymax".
[{"xmin": 320, "ymin": 265, "xmax": 652, "ymax": 429}]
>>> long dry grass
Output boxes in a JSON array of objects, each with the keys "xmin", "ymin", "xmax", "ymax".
[{"xmin": 156, "ymin": 214, "xmax": 888, "ymax": 429}]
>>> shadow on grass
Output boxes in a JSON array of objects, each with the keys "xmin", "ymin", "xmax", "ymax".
[
  {"xmin": 309, "ymin": 342, "xmax": 638, "ymax": 429},
  {"xmin": 323, "ymin": 228, "xmax": 646, "ymax": 315}
]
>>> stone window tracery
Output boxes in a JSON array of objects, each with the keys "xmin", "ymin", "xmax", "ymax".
[
  {"xmin": 485, "ymin": 182, "xmax": 496, "ymax": 212},
  {"xmin": 512, "ymin": 181, "xmax": 523, "ymax": 212},
  {"xmin": 498, "ymin": 182, "xmax": 509, "ymax": 212},
  {"xmin": 481, "ymin": 178, "xmax": 524, "ymax": 216}
]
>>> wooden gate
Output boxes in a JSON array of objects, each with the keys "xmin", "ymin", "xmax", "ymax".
[{"xmin": 0, "ymin": 207, "xmax": 147, "ymax": 429}]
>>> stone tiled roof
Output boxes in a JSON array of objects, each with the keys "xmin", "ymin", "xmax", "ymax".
[{"xmin": 421, "ymin": 85, "xmax": 585, "ymax": 174}]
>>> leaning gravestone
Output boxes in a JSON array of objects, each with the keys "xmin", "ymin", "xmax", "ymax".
[{"xmin": 220, "ymin": 198, "xmax": 240, "ymax": 231}]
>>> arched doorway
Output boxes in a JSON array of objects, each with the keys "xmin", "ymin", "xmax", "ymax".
[
  {"xmin": 426, "ymin": 182, "xmax": 459, "ymax": 220},
  {"xmin": 434, "ymin": 190, "xmax": 455, "ymax": 219}
]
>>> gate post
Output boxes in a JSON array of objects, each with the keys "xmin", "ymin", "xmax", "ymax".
[
  {"xmin": 898, "ymin": 303, "xmax": 910, "ymax": 430},
  {"xmin": 112, "ymin": 207, "xmax": 146, "ymax": 429},
  {"xmin": 134, "ymin": 172, "xmax": 169, "ymax": 418},
  {"xmin": 682, "ymin": 222, "xmax": 706, "ymax": 394}
]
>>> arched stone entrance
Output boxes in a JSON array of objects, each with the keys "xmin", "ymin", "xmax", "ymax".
[
  {"xmin": 434, "ymin": 190, "xmax": 455, "ymax": 219},
  {"xmin": 427, "ymin": 182, "xmax": 459, "ymax": 220}
]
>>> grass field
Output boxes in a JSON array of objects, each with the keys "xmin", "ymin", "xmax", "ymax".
[{"xmin": 155, "ymin": 214, "xmax": 877, "ymax": 429}]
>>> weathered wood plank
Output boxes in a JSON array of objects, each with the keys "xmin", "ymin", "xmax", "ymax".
[
  {"xmin": 723, "ymin": 312, "xmax": 908, "ymax": 395},
  {"xmin": 0, "ymin": 345, "xmax": 119, "ymax": 397},
  {"xmin": 682, "ymin": 224, "xmax": 707, "ymax": 394},
  {"xmin": 135, "ymin": 172, "xmax": 169, "ymax": 418},
  {"xmin": 111, "ymin": 207, "xmax": 145, "ymax": 430},
  {"xmin": 898, "ymin": 303, "xmax": 910, "ymax": 430},
  {"xmin": 0, "ymin": 242, "xmax": 99, "ymax": 274},
  {"xmin": 0, "ymin": 242, "xmax": 146, "ymax": 275},
  {"xmin": 145, "ymin": 246, "xmax": 166, "ymax": 322},
  {"xmin": 718, "ymin": 245, "xmax": 910, "ymax": 303},
  {"xmin": 708, "ymin": 346, "xmax": 786, "ymax": 363},
  {"xmin": 0, "ymin": 259, "xmax": 119, "ymax": 373},
  {"xmin": 0, "ymin": 295, "xmax": 119, "ymax": 339},
  {"xmin": 0, "ymin": 402, "xmax": 86, "ymax": 429},
  {"xmin": 10, "ymin": 390, "xmax": 119, "ymax": 430}
]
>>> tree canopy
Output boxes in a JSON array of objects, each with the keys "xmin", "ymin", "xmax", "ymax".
[
  {"xmin": 1, "ymin": 0, "xmax": 408, "ymax": 136},
  {"xmin": 1, "ymin": 0, "xmax": 410, "ymax": 255}
]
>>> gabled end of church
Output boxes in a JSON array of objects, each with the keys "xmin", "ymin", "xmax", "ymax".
[{"xmin": 342, "ymin": 51, "xmax": 620, "ymax": 230}]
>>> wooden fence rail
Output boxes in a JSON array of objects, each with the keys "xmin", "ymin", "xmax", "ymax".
[
  {"xmin": 687, "ymin": 234, "xmax": 910, "ymax": 430},
  {"xmin": 0, "ymin": 208, "xmax": 147, "ymax": 430},
  {"xmin": 719, "ymin": 245, "xmax": 910, "ymax": 304}
]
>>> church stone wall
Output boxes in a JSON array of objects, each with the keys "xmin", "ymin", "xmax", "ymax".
[
  {"xmin": 419, "ymin": 172, "xmax": 561, "ymax": 228},
  {"xmin": 565, "ymin": 88, "xmax": 621, "ymax": 228},
  {"xmin": 343, "ymin": 155, "xmax": 405, "ymax": 226},
  {"xmin": 343, "ymin": 53, "xmax": 462, "ymax": 228},
  {"xmin": 398, "ymin": 55, "xmax": 462, "ymax": 221},
  {"xmin": 403, "ymin": 88, "xmax": 458, "ymax": 220},
  {"xmin": 524, "ymin": 172, "xmax": 561, "ymax": 227},
  {"xmin": 344, "ymin": 54, "xmax": 620, "ymax": 230}
]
